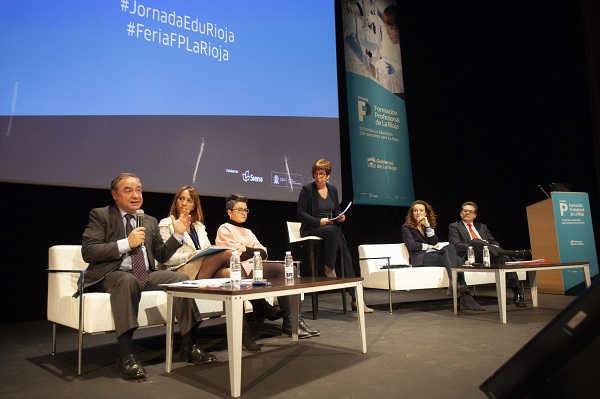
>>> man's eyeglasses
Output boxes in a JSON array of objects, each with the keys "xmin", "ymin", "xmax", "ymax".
[
  {"xmin": 233, "ymin": 208, "xmax": 250, "ymax": 214},
  {"xmin": 461, "ymin": 209, "xmax": 476, "ymax": 214}
]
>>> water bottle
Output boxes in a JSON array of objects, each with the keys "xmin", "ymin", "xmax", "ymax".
[
  {"xmin": 230, "ymin": 250, "xmax": 241, "ymax": 288},
  {"xmin": 467, "ymin": 246, "xmax": 475, "ymax": 265},
  {"xmin": 253, "ymin": 251, "xmax": 263, "ymax": 281},
  {"xmin": 483, "ymin": 246, "xmax": 491, "ymax": 267},
  {"xmin": 284, "ymin": 251, "xmax": 294, "ymax": 280}
]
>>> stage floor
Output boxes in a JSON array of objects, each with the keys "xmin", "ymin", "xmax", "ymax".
[{"xmin": 0, "ymin": 286, "xmax": 575, "ymax": 399}]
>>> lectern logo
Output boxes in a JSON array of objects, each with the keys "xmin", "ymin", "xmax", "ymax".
[
  {"xmin": 358, "ymin": 100, "xmax": 371, "ymax": 122},
  {"xmin": 559, "ymin": 201, "xmax": 568, "ymax": 216}
]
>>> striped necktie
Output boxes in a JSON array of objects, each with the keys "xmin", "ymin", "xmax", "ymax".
[{"xmin": 125, "ymin": 214, "xmax": 149, "ymax": 285}]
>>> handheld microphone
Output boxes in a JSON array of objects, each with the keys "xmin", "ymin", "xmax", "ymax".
[
  {"xmin": 538, "ymin": 184, "xmax": 550, "ymax": 198},
  {"xmin": 135, "ymin": 209, "xmax": 145, "ymax": 228}
]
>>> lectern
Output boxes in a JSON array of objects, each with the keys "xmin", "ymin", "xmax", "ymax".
[{"xmin": 526, "ymin": 192, "xmax": 598, "ymax": 294}]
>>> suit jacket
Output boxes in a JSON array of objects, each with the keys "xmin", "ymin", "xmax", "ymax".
[
  {"xmin": 400, "ymin": 223, "xmax": 439, "ymax": 266},
  {"xmin": 297, "ymin": 182, "xmax": 341, "ymax": 237},
  {"xmin": 448, "ymin": 221, "xmax": 501, "ymax": 257},
  {"xmin": 81, "ymin": 204, "xmax": 182, "ymax": 288}
]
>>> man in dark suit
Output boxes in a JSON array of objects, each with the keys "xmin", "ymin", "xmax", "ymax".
[
  {"xmin": 449, "ymin": 201, "xmax": 532, "ymax": 307},
  {"xmin": 81, "ymin": 173, "xmax": 216, "ymax": 380}
]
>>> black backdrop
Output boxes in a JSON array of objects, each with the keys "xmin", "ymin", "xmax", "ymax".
[{"xmin": 3, "ymin": 0, "xmax": 599, "ymax": 323}]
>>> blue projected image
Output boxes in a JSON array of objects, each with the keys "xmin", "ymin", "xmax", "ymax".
[
  {"xmin": 0, "ymin": 0, "xmax": 338, "ymax": 117},
  {"xmin": 0, "ymin": 1, "xmax": 342, "ymax": 202}
]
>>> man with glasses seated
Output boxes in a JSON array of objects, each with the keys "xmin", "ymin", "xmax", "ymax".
[{"xmin": 449, "ymin": 201, "xmax": 532, "ymax": 307}]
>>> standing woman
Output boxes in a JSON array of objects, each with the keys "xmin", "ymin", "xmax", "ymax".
[
  {"xmin": 296, "ymin": 159, "xmax": 373, "ymax": 312},
  {"xmin": 216, "ymin": 194, "xmax": 320, "ymax": 341},
  {"xmin": 400, "ymin": 200, "xmax": 485, "ymax": 311},
  {"xmin": 158, "ymin": 185, "xmax": 232, "ymax": 280}
]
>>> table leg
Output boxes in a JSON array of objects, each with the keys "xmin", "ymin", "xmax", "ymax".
[
  {"xmin": 452, "ymin": 269, "xmax": 458, "ymax": 315},
  {"xmin": 225, "ymin": 295, "xmax": 244, "ymax": 398},
  {"xmin": 166, "ymin": 292, "xmax": 174, "ymax": 373},
  {"xmin": 387, "ymin": 265, "xmax": 393, "ymax": 314},
  {"xmin": 355, "ymin": 282, "xmax": 367, "ymax": 353},
  {"xmin": 290, "ymin": 294, "xmax": 299, "ymax": 342},
  {"xmin": 529, "ymin": 271, "xmax": 539, "ymax": 307},
  {"xmin": 583, "ymin": 265, "xmax": 592, "ymax": 287},
  {"xmin": 309, "ymin": 244, "xmax": 318, "ymax": 320},
  {"xmin": 495, "ymin": 270, "xmax": 507, "ymax": 324}
]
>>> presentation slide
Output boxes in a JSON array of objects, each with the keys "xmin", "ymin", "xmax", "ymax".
[{"xmin": 0, "ymin": 0, "xmax": 342, "ymax": 202}]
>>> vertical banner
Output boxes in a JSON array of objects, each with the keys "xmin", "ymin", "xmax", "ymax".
[
  {"xmin": 341, "ymin": 0, "xmax": 414, "ymax": 206},
  {"xmin": 552, "ymin": 192, "xmax": 599, "ymax": 291}
]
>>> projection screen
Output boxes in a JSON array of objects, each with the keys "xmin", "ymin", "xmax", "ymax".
[{"xmin": 0, "ymin": 0, "xmax": 342, "ymax": 202}]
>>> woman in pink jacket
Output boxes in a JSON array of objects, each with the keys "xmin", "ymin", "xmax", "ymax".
[{"xmin": 216, "ymin": 194, "xmax": 321, "ymax": 342}]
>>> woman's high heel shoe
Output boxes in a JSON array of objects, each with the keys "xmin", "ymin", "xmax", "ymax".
[
  {"xmin": 251, "ymin": 299, "xmax": 288, "ymax": 321},
  {"xmin": 351, "ymin": 301, "xmax": 374, "ymax": 313}
]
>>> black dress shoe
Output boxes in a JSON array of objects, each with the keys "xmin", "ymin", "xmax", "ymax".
[
  {"xmin": 118, "ymin": 353, "xmax": 146, "ymax": 380},
  {"xmin": 513, "ymin": 249, "xmax": 532, "ymax": 260},
  {"xmin": 282, "ymin": 317, "xmax": 311, "ymax": 339},
  {"xmin": 264, "ymin": 307, "xmax": 288, "ymax": 321},
  {"xmin": 513, "ymin": 294, "xmax": 527, "ymax": 307},
  {"xmin": 179, "ymin": 344, "xmax": 217, "ymax": 365},
  {"xmin": 299, "ymin": 316, "xmax": 320, "ymax": 336}
]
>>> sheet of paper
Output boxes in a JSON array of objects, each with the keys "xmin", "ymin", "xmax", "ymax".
[
  {"xmin": 504, "ymin": 259, "xmax": 549, "ymax": 265},
  {"xmin": 160, "ymin": 278, "xmax": 231, "ymax": 288},
  {"xmin": 329, "ymin": 201, "xmax": 352, "ymax": 221},
  {"xmin": 186, "ymin": 246, "xmax": 230, "ymax": 263}
]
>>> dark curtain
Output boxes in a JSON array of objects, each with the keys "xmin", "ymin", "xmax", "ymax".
[{"xmin": 582, "ymin": 0, "xmax": 600, "ymax": 203}]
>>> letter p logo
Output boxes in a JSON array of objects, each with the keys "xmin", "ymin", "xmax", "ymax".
[
  {"xmin": 559, "ymin": 202, "xmax": 568, "ymax": 216},
  {"xmin": 357, "ymin": 100, "xmax": 371, "ymax": 122}
]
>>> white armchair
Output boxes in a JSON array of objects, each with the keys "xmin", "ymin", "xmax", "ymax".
[
  {"xmin": 359, "ymin": 243, "xmax": 527, "ymax": 313},
  {"xmin": 47, "ymin": 245, "xmax": 224, "ymax": 375}
]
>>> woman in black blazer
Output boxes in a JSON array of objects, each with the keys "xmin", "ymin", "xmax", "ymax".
[
  {"xmin": 297, "ymin": 159, "xmax": 373, "ymax": 312},
  {"xmin": 400, "ymin": 200, "xmax": 484, "ymax": 311}
]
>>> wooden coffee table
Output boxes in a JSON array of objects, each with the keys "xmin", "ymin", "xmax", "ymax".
[
  {"xmin": 163, "ymin": 276, "xmax": 367, "ymax": 397},
  {"xmin": 451, "ymin": 262, "xmax": 591, "ymax": 323}
]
